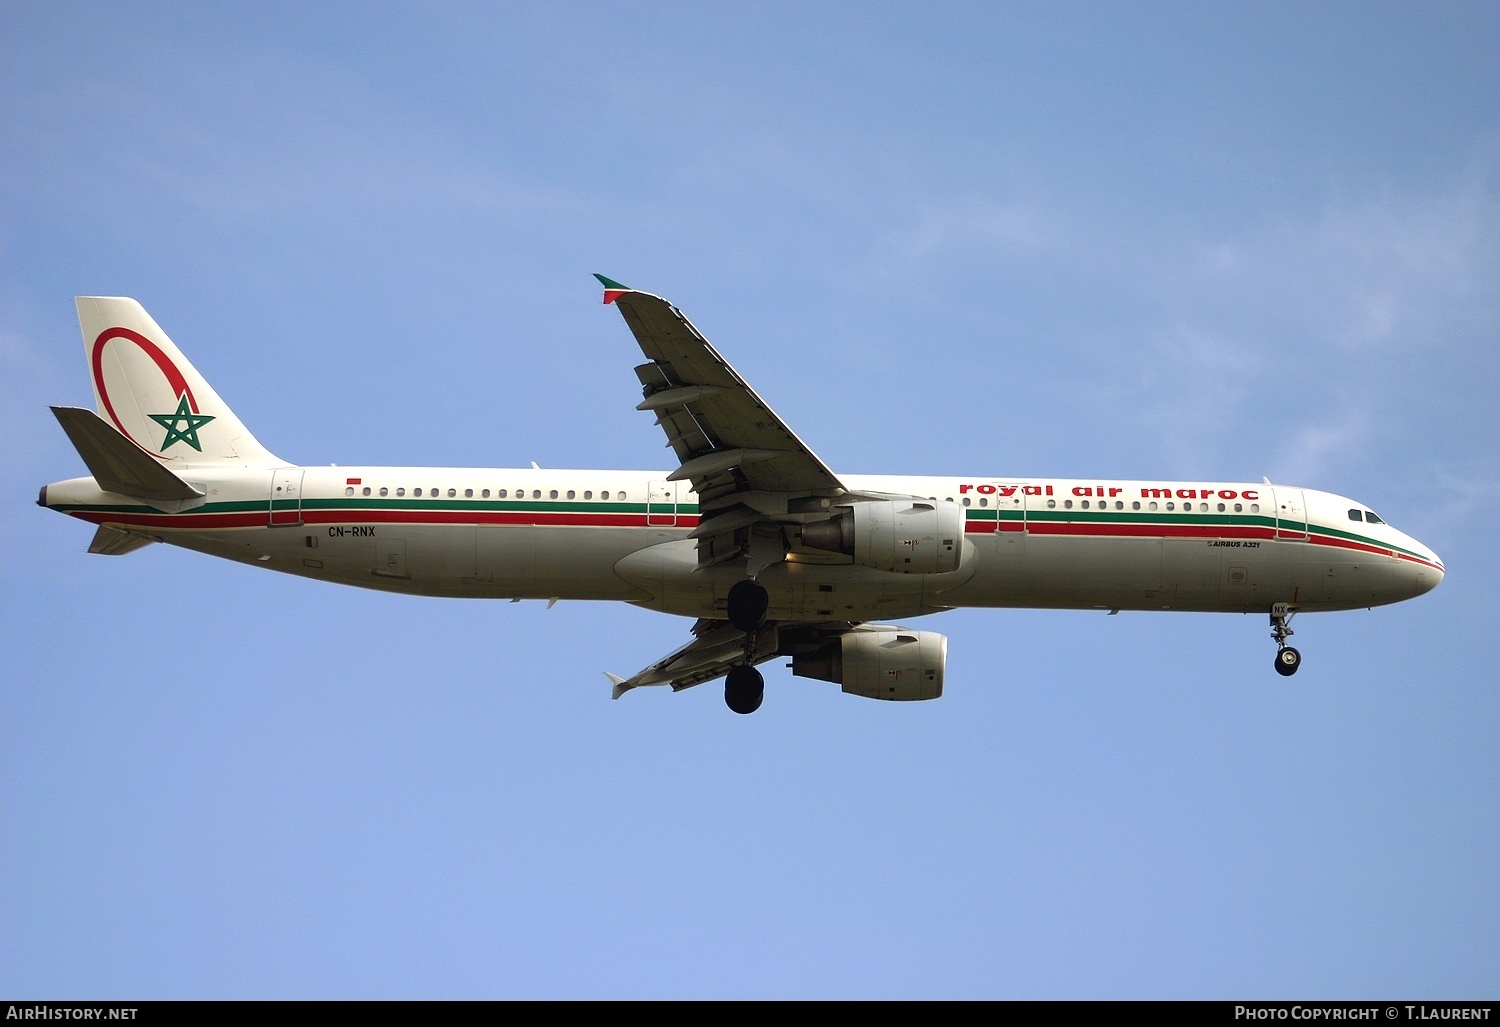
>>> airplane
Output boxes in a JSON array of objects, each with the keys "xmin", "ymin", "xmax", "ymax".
[{"xmin": 38, "ymin": 277, "xmax": 1445, "ymax": 714}]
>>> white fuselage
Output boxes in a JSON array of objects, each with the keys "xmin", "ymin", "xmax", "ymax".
[{"xmin": 42, "ymin": 465, "xmax": 1446, "ymax": 623}]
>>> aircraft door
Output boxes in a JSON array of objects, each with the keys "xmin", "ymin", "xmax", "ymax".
[
  {"xmin": 373, "ymin": 539, "xmax": 408, "ymax": 579},
  {"xmin": 1273, "ymin": 487, "xmax": 1309, "ymax": 540},
  {"xmin": 647, "ymin": 480, "xmax": 678, "ymax": 527},
  {"xmin": 988, "ymin": 483, "xmax": 1027, "ymax": 538},
  {"xmin": 269, "ymin": 468, "xmax": 305, "ymax": 526}
]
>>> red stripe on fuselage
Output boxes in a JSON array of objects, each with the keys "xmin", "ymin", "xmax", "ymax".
[
  {"xmin": 69, "ymin": 508, "xmax": 706, "ymax": 531},
  {"xmin": 965, "ymin": 519, "xmax": 1276, "ymax": 541},
  {"xmin": 1306, "ymin": 530, "xmax": 1443, "ymax": 572},
  {"xmin": 68, "ymin": 505, "xmax": 1441, "ymax": 571}
]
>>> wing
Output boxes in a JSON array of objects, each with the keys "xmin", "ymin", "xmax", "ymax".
[
  {"xmin": 597, "ymin": 276, "xmax": 849, "ymax": 525},
  {"xmin": 605, "ymin": 619, "xmax": 781, "ymax": 698},
  {"xmin": 594, "ymin": 277, "xmax": 875, "ymax": 701}
]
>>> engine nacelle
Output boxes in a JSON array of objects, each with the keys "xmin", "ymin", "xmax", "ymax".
[
  {"xmin": 791, "ymin": 629, "xmax": 946, "ymax": 701},
  {"xmin": 800, "ymin": 499, "xmax": 964, "ymax": 574}
]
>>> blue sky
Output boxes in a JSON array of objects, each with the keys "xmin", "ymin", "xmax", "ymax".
[{"xmin": 3, "ymin": 1, "xmax": 1497, "ymax": 999}]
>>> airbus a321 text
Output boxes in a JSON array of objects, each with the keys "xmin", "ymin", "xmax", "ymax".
[{"xmin": 40, "ymin": 278, "xmax": 1445, "ymax": 713}]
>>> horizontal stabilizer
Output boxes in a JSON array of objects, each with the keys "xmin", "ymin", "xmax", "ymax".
[
  {"xmin": 88, "ymin": 524, "xmax": 158, "ymax": 556},
  {"xmin": 51, "ymin": 406, "xmax": 206, "ymax": 503}
]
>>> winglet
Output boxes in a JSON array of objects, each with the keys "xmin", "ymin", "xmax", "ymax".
[
  {"xmin": 593, "ymin": 274, "xmax": 631, "ymax": 305},
  {"xmin": 604, "ymin": 671, "xmax": 631, "ymax": 700}
]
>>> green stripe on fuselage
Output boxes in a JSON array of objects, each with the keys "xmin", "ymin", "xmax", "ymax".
[{"xmin": 51, "ymin": 495, "xmax": 1423, "ymax": 560}]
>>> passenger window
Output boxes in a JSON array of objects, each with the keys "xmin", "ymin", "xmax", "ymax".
[
  {"xmin": 464, "ymin": 488, "xmax": 473, "ymax": 498},
  {"xmin": 1199, "ymin": 502, "xmax": 1208, "ymax": 512},
  {"xmin": 414, "ymin": 488, "xmax": 423, "ymax": 497},
  {"xmin": 363, "ymin": 487, "xmax": 371, "ymax": 496},
  {"xmin": 533, "ymin": 490, "xmax": 541, "ymax": 499},
  {"xmin": 1047, "ymin": 499, "xmax": 1056, "ymax": 508},
  {"xmin": 1081, "ymin": 500, "xmax": 1089, "ymax": 509},
  {"xmin": 1234, "ymin": 503, "xmax": 1242, "ymax": 512},
  {"xmin": 567, "ymin": 490, "xmax": 576, "ymax": 500},
  {"xmin": 962, "ymin": 497, "xmax": 971, "ymax": 507},
  {"xmin": 379, "ymin": 487, "xmax": 388, "ymax": 497},
  {"xmin": 344, "ymin": 487, "xmax": 354, "ymax": 496},
  {"xmin": 601, "ymin": 490, "xmax": 610, "ymax": 500},
  {"xmin": 584, "ymin": 491, "xmax": 593, "ymax": 500},
  {"xmin": 1366, "ymin": 511, "xmax": 1384, "ymax": 524},
  {"xmin": 482, "ymin": 489, "xmax": 490, "ymax": 498},
  {"xmin": 979, "ymin": 498, "xmax": 987, "ymax": 507},
  {"xmin": 497, "ymin": 489, "xmax": 507, "ymax": 498},
  {"xmin": 1064, "ymin": 500, "xmax": 1073, "ymax": 509},
  {"xmin": 1116, "ymin": 501, "xmax": 1124, "ymax": 510},
  {"xmin": 1217, "ymin": 503, "xmax": 1225, "ymax": 512},
  {"xmin": 448, "ymin": 488, "xmax": 457, "ymax": 498},
  {"xmin": 1250, "ymin": 504, "xmax": 1260, "ymax": 513},
  {"xmin": 1132, "ymin": 501, "xmax": 1140, "ymax": 510},
  {"xmin": 1149, "ymin": 502, "xmax": 1158, "ymax": 511},
  {"xmin": 1166, "ymin": 502, "xmax": 1175, "ymax": 511},
  {"xmin": 396, "ymin": 488, "xmax": 405, "ymax": 497},
  {"xmin": 549, "ymin": 490, "xmax": 558, "ymax": 500}
]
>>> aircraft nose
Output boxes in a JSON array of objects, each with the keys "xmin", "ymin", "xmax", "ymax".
[{"xmin": 1407, "ymin": 541, "xmax": 1444, "ymax": 597}]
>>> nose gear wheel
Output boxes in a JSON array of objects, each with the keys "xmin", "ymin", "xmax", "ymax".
[{"xmin": 1275, "ymin": 646, "xmax": 1302, "ymax": 676}]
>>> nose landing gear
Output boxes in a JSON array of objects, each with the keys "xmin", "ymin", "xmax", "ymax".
[{"xmin": 1271, "ymin": 603, "xmax": 1301, "ymax": 676}]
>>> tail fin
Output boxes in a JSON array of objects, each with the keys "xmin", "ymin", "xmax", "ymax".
[{"xmin": 75, "ymin": 297, "xmax": 281, "ymax": 467}]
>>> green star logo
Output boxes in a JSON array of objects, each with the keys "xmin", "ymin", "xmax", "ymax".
[{"xmin": 148, "ymin": 395, "xmax": 215, "ymax": 452}]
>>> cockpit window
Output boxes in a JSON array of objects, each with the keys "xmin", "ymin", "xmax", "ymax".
[
  {"xmin": 1365, "ymin": 510, "xmax": 1385, "ymax": 525},
  {"xmin": 1348, "ymin": 509, "xmax": 1362, "ymax": 521}
]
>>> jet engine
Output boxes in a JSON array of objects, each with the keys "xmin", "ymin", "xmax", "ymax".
[
  {"xmin": 800, "ymin": 500, "xmax": 964, "ymax": 574},
  {"xmin": 791, "ymin": 629, "xmax": 947, "ymax": 701}
]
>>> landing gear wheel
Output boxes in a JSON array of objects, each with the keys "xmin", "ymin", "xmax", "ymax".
[
  {"xmin": 724, "ymin": 665, "xmax": 764, "ymax": 715},
  {"xmin": 726, "ymin": 580, "xmax": 770, "ymax": 633},
  {"xmin": 1275, "ymin": 646, "xmax": 1302, "ymax": 677},
  {"xmin": 1269, "ymin": 604, "xmax": 1301, "ymax": 677}
]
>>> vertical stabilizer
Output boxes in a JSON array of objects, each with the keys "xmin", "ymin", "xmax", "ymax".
[{"xmin": 75, "ymin": 297, "xmax": 281, "ymax": 467}]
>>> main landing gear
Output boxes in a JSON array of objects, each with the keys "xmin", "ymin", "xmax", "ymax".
[
  {"xmin": 725, "ymin": 664, "xmax": 764, "ymax": 715},
  {"xmin": 726, "ymin": 579, "xmax": 770, "ymax": 632},
  {"xmin": 1270, "ymin": 603, "xmax": 1301, "ymax": 677},
  {"xmin": 724, "ymin": 580, "xmax": 771, "ymax": 714}
]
